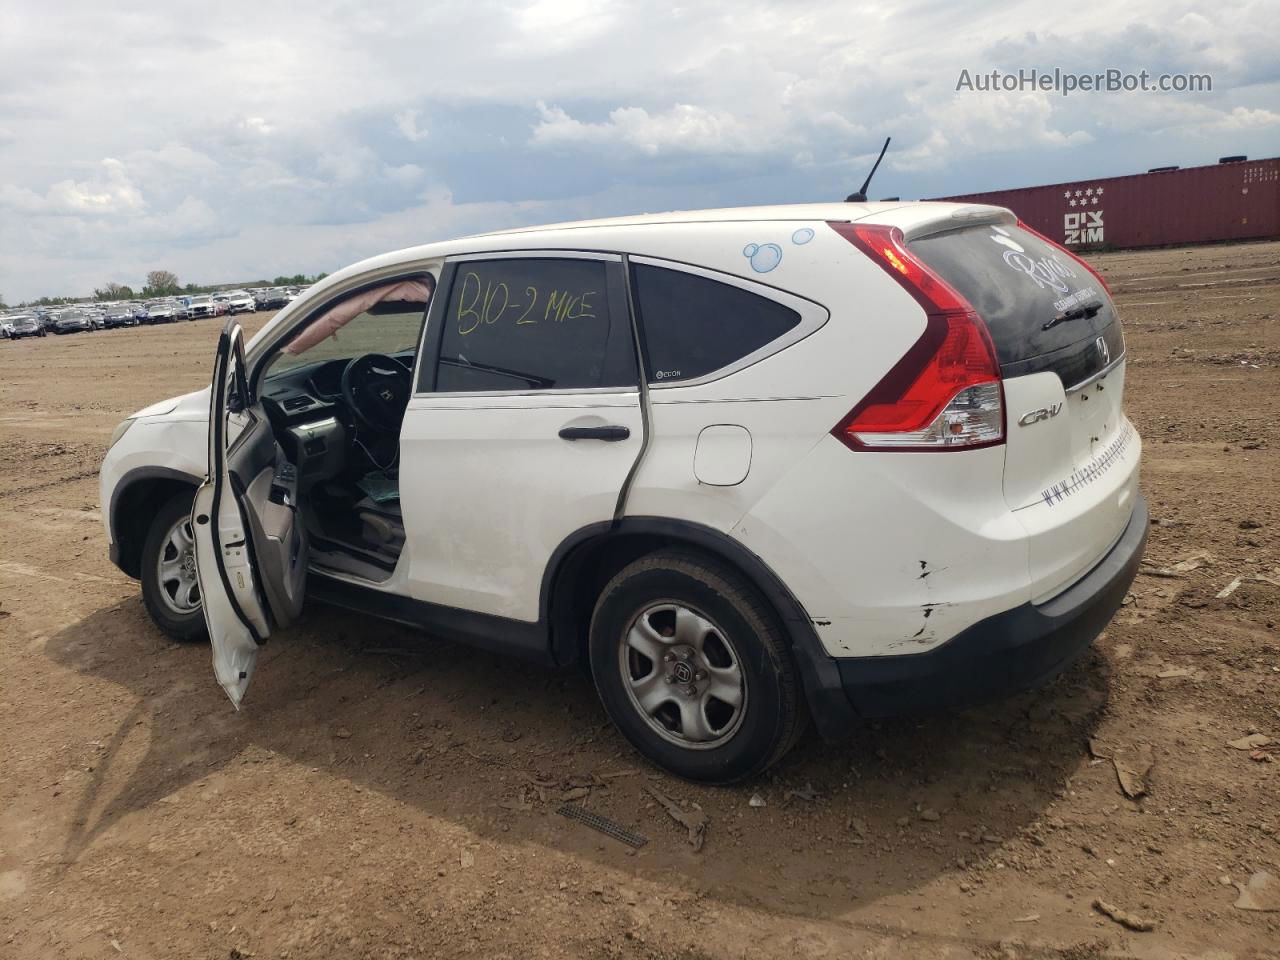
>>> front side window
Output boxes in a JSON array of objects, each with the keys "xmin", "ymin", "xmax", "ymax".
[
  {"xmin": 631, "ymin": 264, "xmax": 802, "ymax": 384},
  {"xmin": 434, "ymin": 257, "xmax": 634, "ymax": 392},
  {"xmin": 267, "ymin": 278, "xmax": 433, "ymax": 379}
]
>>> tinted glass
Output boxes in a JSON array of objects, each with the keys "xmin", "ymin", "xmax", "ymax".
[
  {"xmin": 909, "ymin": 224, "xmax": 1119, "ymax": 368},
  {"xmin": 435, "ymin": 258, "xmax": 634, "ymax": 392},
  {"xmin": 631, "ymin": 265, "xmax": 801, "ymax": 384}
]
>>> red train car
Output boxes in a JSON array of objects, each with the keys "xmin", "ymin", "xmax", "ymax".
[{"xmin": 931, "ymin": 156, "xmax": 1280, "ymax": 250}]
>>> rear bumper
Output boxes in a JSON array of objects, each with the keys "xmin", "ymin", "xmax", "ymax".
[{"xmin": 805, "ymin": 493, "xmax": 1147, "ymax": 730}]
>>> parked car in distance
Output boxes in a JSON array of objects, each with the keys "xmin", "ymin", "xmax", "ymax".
[
  {"xmin": 99, "ymin": 202, "xmax": 1146, "ymax": 783},
  {"xmin": 102, "ymin": 304, "xmax": 140, "ymax": 329},
  {"xmin": 143, "ymin": 300, "xmax": 178, "ymax": 324},
  {"xmin": 187, "ymin": 296, "xmax": 216, "ymax": 319},
  {"xmin": 255, "ymin": 288, "xmax": 290, "ymax": 309},
  {"xmin": 53, "ymin": 311, "xmax": 94, "ymax": 334},
  {"xmin": 6, "ymin": 315, "xmax": 48, "ymax": 339},
  {"xmin": 224, "ymin": 290, "xmax": 257, "ymax": 314}
]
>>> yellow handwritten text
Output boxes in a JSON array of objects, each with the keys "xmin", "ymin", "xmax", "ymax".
[{"xmin": 456, "ymin": 270, "xmax": 600, "ymax": 335}]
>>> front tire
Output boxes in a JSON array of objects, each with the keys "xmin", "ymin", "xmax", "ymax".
[
  {"xmin": 140, "ymin": 492, "xmax": 207, "ymax": 643},
  {"xmin": 589, "ymin": 551, "xmax": 805, "ymax": 783}
]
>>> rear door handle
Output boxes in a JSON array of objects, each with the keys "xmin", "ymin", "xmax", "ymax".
[{"xmin": 558, "ymin": 425, "xmax": 631, "ymax": 442}]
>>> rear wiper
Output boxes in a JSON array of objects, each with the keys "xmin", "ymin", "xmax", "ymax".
[{"xmin": 1042, "ymin": 300, "xmax": 1103, "ymax": 332}]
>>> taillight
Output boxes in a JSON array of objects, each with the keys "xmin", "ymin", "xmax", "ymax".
[
  {"xmin": 828, "ymin": 222, "xmax": 1004, "ymax": 452},
  {"xmin": 1016, "ymin": 218, "xmax": 1111, "ymax": 295}
]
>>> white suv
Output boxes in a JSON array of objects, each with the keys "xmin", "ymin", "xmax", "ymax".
[
  {"xmin": 99, "ymin": 203, "xmax": 1146, "ymax": 782},
  {"xmin": 224, "ymin": 290, "xmax": 257, "ymax": 314}
]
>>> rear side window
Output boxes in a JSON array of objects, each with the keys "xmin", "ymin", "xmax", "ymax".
[
  {"xmin": 631, "ymin": 264, "xmax": 801, "ymax": 384},
  {"xmin": 909, "ymin": 224, "xmax": 1117, "ymax": 366},
  {"xmin": 435, "ymin": 258, "xmax": 635, "ymax": 392}
]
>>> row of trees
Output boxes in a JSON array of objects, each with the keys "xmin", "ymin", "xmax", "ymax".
[{"xmin": 91, "ymin": 271, "xmax": 328, "ymax": 302}]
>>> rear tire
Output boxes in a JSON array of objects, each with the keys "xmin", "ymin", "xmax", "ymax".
[
  {"xmin": 140, "ymin": 492, "xmax": 207, "ymax": 643},
  {"xmin": 589, "ymin": 551, "xmax": 805, "ymax": 783}
]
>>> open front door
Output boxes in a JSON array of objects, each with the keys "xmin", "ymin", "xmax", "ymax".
[{"xmin": 192, "ymin": 320, "xmax": 309, "ymax": 706}]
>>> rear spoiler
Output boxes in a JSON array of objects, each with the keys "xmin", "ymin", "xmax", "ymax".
[{"xmin": 896, "ymin": 205, "xmax": 1018, "ymax": 243}]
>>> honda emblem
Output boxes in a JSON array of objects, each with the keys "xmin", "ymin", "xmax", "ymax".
[{"xmin": 1096, "ymin": 336, "xmax": 1110, "ymax": 366}]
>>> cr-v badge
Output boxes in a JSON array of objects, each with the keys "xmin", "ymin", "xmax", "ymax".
[{"xmin": 1018, "ymin": 402, "xmax": 1063, "ymax": 427}]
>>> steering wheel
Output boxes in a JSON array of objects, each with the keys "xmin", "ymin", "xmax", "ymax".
[{"xmin": 341, "ymin": 353, "xmax": 412, "ymax": 434}]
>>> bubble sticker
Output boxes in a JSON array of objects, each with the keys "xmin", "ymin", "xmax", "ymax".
[
  {"xmin": 743, "ymin": 242, "xmax": 782, "ymax": 273},
  {"xmin": 791, "ymin": 228, "xmax": 815, "ymax": 245}
]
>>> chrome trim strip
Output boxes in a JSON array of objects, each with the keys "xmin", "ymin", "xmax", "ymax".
[
  {"xmin": 409, "ymin": 386, "xmax": 636, "ymax": 400},
  {"xmin": 1063, "ymin": 353, "xmax": 1126, "ymax": 394},
  {"xmin": 446, "ymin": 250, "xmax": 623, "ymax": 264}
]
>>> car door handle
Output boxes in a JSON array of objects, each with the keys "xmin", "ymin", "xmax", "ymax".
[{"xmin": 558, "ymin": 425, "xmax": 631, "ymax": 442}]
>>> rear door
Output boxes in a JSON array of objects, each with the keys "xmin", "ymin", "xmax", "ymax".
[
  {"xmin": 910, "ymin": 222, "xmax": 1139, "ymax": 598},
  {"xmin": 192, "ymin": 320, "xmax": 309, "ymax": 706},
  {"xmin": 398, "ymin": 252, "xmax": 642, "ymax": 628}
]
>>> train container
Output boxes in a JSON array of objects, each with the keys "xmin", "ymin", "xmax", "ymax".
[{"xmin": 931, "ymin": 156, "xmax": 1279, "ymax": 250}]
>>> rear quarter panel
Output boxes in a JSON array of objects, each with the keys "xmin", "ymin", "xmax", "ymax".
[
  {"xmin": 597, "ymin": 216, "xmax": 1035, "ymax": 659},
  {"xmin": 610, "ymin": 220, "xmax": 927, "ymax": 532}
]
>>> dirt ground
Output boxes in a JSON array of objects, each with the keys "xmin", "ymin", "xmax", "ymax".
[{"xmin": 1, "ymin": 241, "xmax": 1278, "ymax": 959}]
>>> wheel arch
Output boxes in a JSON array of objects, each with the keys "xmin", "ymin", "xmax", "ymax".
[
  {"xmin": 542, "ymin": 517, "xmax": 855, "ymax": 738},
  {"xmin": 109, "ymin": 467, "xmax": 202, "ymax": 579}
]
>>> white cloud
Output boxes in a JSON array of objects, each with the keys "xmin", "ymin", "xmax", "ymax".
[
  {"xmin": 0, "ymin": 157, "xmax": 145, "ymax": 216},
  {"xmin": 1209, "ymin": 106, "xmax": 1280, "ymax": 131},
  {"xmin": 1, "ymin": 0, "xmax": 1277, "ymax": 301},
  {"xmin": 394, "ymin": 109, "xmax": 430, "ymax": 143},
  {"xmin": 240, "ymin": 116, "xmax": 275, "ymax": 136},
  {"xmin": 532, "ymin": 101, "xmax": 761, "ymax": 155}
]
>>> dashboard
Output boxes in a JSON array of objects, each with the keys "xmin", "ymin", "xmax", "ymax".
[
  {"xmin": 259, "ymin": 351, "xmax": 415, "ymax": 489},
  {"xmin": 260, "ymin": 352, "xmax": 415, "ymax": 428}
]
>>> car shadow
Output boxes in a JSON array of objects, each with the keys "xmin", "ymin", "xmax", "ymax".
[{"xmin": 44, "ymin": 596, "xmax": 1110, "ymax": 920}]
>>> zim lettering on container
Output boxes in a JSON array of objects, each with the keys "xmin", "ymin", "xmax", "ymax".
[{"xmin": 1064, "ymin": 209, "xmax": 1105, "ymax": 246}]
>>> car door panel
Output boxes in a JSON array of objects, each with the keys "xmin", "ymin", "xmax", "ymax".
[
  {"xmin": 192, "ymin": 320, "xmax": 309, "ymax": 707},
  {"xmin": 398, "ymin": 394, "xmax": 643, "ymax": 620},
  {"xmin": 398, "ymin": 253, "xmax": 643, "ymax": 625}
]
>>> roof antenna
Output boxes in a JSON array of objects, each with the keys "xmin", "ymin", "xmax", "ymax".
[{"xmin": 845, "ymin": 137, "xmax": 891, "ymax": 202}]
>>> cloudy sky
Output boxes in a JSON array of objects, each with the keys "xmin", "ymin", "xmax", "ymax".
[{"xmin": 1, "ymin": 0, "xmax": 1277, "ymax": 302}]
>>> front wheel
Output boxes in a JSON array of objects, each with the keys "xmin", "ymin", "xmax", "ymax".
[
  {"xmin": 589, "ymin": 551, "xmax": 805, "ymax": 783},
  {"xmin": 140, "ymin": 492, "xmax": 207, "ymax": 642}
]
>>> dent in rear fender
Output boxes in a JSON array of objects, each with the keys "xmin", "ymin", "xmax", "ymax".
[{"xmin": 731, "ymin": 434, "xmax": 1033, "ymax": 658}]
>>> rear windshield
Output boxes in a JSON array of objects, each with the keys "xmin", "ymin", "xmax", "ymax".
[{"xmin": 910, "ymin": 224, "xmax": 1116, "ymax": 366}]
